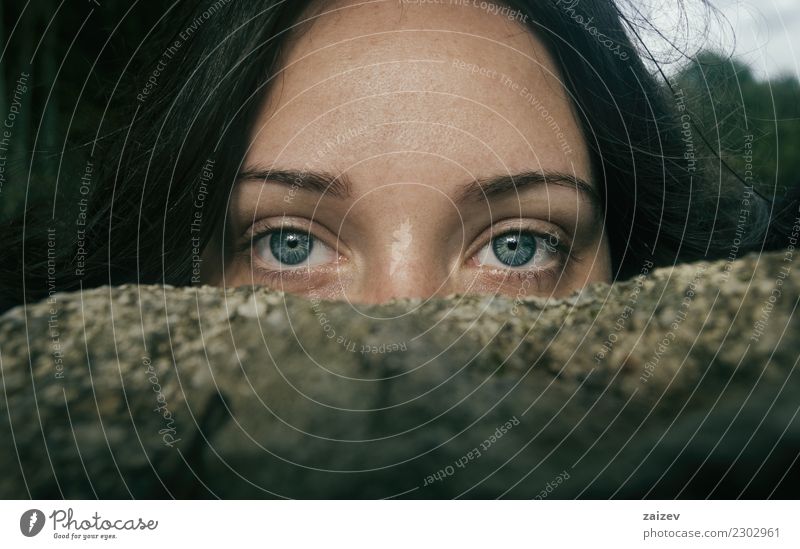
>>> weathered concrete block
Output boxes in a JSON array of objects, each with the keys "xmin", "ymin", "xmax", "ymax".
[{"xmin": 1, "ymin": 251, "xmax": 798, "ymax": 498}]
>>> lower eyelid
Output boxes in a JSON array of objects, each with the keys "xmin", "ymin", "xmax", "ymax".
[
  {"xmin": 471, "ymin": 264, "xmax": 561, "ymax": 294},
  {"xmin": 250, "ymin": 261, "xmax": 336, "ymax": 283}
]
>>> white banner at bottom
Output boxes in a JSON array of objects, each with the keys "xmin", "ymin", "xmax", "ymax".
[{"xmin": 1, "ymin": 500, "xmax": 797, "ymax": 548}]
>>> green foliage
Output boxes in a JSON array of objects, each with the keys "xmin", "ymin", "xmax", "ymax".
[{"xmin": 672, "ymin": 50, "xmax": 800, "ymax": 200}]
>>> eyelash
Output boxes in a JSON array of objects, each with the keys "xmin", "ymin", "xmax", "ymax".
[
  {"xmin": 237, "ymin": 218, "xmax": 337, "ymax": 280},
  {"xmin": 472, "ymin": 228, "xmax": 573, "ymax": 289},
  {"xmin": 241, "ymin": 220, "xmax": 574, "ymax": 282}
]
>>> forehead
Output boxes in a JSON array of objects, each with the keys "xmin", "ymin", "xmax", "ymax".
[{"xmin": 245, "ymin": 0, "xmax": 590, "ymax": 183}]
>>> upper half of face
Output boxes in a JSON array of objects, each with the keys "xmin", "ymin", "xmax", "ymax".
[{"xmin": 207, "ymin": 0, "xmax": 611, "ymax": 303}]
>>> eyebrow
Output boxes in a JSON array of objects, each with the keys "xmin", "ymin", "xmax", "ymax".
[
  {"xmin": 236, "ymin": 167, "xmax": 602, "ymax": 214},
  {"xmin": 236, "ymin": 167, "xmax": 352, "ymax": 199},
  {"xmin": 457, "ymin": 170, "xmax": 601, "ymax": 211}
]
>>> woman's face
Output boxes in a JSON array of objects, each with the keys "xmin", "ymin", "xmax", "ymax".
[{"xmin": 204, "ymin": 0, "xmax": 611, "ymax": 303}]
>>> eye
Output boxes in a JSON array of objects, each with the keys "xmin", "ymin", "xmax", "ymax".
[
  {"xmin": 475, "ymin": 230, "xmax": 561, "ymax": 269},
  {"xmin": 253, "ymin": 228, "xmax": 337, "ymax": 268}
]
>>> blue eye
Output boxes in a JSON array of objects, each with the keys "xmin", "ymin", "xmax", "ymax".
[
  {"xmin": 491, "ymin": 232, "xmax": 537, "ymax": 267},
  {"xmin": 253, "ymin": 226, "xmax": 338, "ymax": 270},
  {"xmin": 474, "ymin": 230, "xmax": 561, "ymax": 270},
  {"xmin": 268, "ymin": 229, "xmax": 313, "ymax": 265}
]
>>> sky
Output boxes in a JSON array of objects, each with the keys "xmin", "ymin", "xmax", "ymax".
[
  {"xmin": 716, "ymin": 0, "xmax": 800, "ymax": 78},
  {"xmin": 631, "ymin": 0, "xmax": 800, "ymax": 80}
]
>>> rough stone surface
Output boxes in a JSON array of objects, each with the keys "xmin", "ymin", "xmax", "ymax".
[{"xmin": 1, "ymin": 251, "xmax": 798, "ymax": 498}]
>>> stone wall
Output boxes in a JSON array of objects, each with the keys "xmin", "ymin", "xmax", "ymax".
[{"xmin": 1, "ymin": 251, "xmax": 798, "ymax": 498}]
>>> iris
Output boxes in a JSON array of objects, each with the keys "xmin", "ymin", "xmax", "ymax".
[
  {"xmin": 491, "ymin": 231, "xmax": 537, "ymax": 267},
  {"xmin": 269, "ymin": 229, "xmax": 313, "ymax": 265}
]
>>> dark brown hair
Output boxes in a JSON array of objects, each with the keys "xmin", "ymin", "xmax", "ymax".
[{"xmin": 1, "ymin": 0, "xmax": 794, "ymax": 311}]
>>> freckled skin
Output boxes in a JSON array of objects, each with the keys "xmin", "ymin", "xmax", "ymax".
[{"xmin": 203, "ymin": 0, "xmax": 612, "ymax": 303}]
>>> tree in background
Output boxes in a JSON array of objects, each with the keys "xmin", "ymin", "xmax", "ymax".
[{"xmin": 672, "ymin": 50, "xmax": 800, "ymax": 202}]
